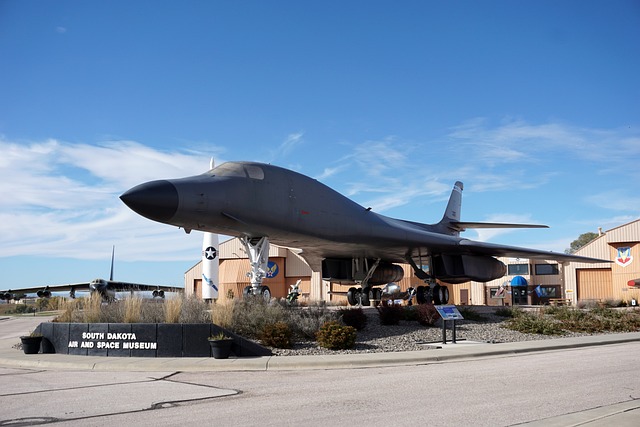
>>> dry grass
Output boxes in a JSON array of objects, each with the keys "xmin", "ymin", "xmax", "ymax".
[
  {"xmin": 53, "ymin": 298, "xmax": 81, "ymax": 323},
  {"xmin": 211, "ymin": 299, "xmax": 235, "ymax": 329},
  {"xmin": 52, "ymin": 293, "xmax": 214, "ymax": 324},
  {"xmin": 163, "ymin": 295, "xmax": 183, "ymax": 323},
  {"xmin": 123, "ymin": 296, "xmax": 143, "ymax": 323},
  {"xmin": 83, "ymin": 294, "xmax": 106, "ymax": 323}
]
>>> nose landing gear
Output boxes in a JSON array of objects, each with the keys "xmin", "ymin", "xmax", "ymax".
[{"xmin": 240, "ymin": 236, "xmax": 272, "ymax": 301}]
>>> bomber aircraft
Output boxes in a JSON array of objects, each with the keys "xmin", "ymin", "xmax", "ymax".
[
  {"xmin": 120, "ymin": 161, "xmax": 608, "ymax": 306},
  {"xmin": 0, "ymin": 247, "xmax": 179, "ymax": 302}
]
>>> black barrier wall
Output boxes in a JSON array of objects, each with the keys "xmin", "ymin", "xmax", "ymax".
[{"xmin": 35, "ymin": 323, "xmax": 272, "ymax": 357}]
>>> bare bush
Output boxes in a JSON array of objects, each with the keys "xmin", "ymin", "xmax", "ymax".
[
  {"xmin": 229, "ymin": 298, "xmax": 289, "ymax": 339},
  {"xmin": 289, "ymin": 306, "xmax": 339, "ymax": 339},
  {"xmin": 179, "ymin": 294, "xmax": 211, "ymax": 323}
]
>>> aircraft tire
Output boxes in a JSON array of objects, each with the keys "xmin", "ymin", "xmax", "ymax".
[
  {"xmin": 371, "ymin": 288, "xmax": 382, "ymax": 307},
  {"xmin": 433, "ymin": 284, "xmax": 442, "ymax": 305},
  {"xmin": 347, "ymin": 287, "xmax": 358, "ymax": 306},
  {"xmin": 416, "ymin": 286, "xmax": 427, "ymax": 304},
  {"xmin": 361, "ymin": 288, "xmax": 370, "ymax": 306},
  {"xmin": 439, "ymin": 286, "xmax": 450, "ymax": 304},
  {"xmin": 259, "ymin": 286, "xmax": 271, "ymax": 301},
  {"xmin": 243, "ymin": 286, "xmax": 253, "ymax": 298}
]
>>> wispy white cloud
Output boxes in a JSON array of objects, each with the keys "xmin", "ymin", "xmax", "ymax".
[
  {"xmin": 448, "ymin": 118, "xmax": 640, "ymax": 170},
  {"xmin": 281, "ymin": 132, "xmax": 304, "ymax": 153},
  {"xmin": 314, "ymin": 165, "xmax": 346, "ymax": 181},
  {"xmin": 311, "ymin": 119, "xmax": 640, "ymax": 235},
  {"xmin": 0, "ymin": 138, "xmax": 213, "ymax": 261},
  {"xmin": 473, "ymin": 213, "xmax": 542, "ymax": 242},
  {"xmin": 585, "ymin": 190, "xmax": 640, "ymax": 212},
  {"xmin": 268, "ymin": 132, "xmax": 305, "ymax": 162},
  {"xmin": 2, "ymin": 119, "xmax": 637, "ymax": 266},
  {"xmin": 316, "ymin": 138, "xmax": 452, "ymax": 214}
]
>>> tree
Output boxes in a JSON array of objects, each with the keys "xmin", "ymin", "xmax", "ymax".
[{"xmin": 565, "ymin": 232, "xmax": 599, "ymax": 254}]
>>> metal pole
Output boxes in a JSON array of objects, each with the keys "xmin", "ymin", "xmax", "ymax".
[
  {"xmin": 442, "ymin": 319, "xmax": 447, "ymax": 344},
  {"xmin": 452, "ymin": 320, "xmax": 457, "ymax": 344}
]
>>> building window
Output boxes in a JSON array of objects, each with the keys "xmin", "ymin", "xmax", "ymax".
[
  {"xmin": 490, "ymin": 288, "xmax": 507, "ymax": 299},
  {"xmin": 535, "ymin": 264, "xmax": 559, "ymax": 275},
  {"xmin": 535, "ymin": 286, "xmax": 559, "ymax": 298},
  {"xmin": 508, "ymin": 263, "xmax": 529, "ymax": 275}
]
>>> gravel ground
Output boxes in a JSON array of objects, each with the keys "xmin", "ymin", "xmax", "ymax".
[{"xmin": 270, "ymin": 306, "xmax": 585, "ymax": 356}]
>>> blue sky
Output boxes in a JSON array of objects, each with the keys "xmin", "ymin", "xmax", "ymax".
[{"xmin": 1, "ymin": 1, "xmax": 639, "ymax": 290}]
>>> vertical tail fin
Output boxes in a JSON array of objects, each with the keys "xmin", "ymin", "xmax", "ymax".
[
  {"xmin": 434, "ymin": 181, "xmax": 549, "ymax": 235},
  {"xmin": 435, "ymin": 181, "xmax": 464, "ymax": 236}
]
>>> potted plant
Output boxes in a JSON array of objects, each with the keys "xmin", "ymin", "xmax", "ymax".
[
  {"xmin": 20, "ymin": 331, "xmax": 43, "ymax": 354},
  {"xmin": 208, "ymin": 331, "xmax": 233, "ymax": 359}
]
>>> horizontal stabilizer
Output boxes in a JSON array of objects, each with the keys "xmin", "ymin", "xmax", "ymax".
[{"xmin": 448, "ymin": 221, "xmax": 549, "ymax": 233}]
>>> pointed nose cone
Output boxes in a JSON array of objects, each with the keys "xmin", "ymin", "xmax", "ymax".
[{"xmin": 120, "ymin": 180, "xmax": 179, "ymax": 223}]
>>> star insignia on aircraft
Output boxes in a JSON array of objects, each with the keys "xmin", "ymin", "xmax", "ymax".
[{"xmin": 204, "ymin": 246, "xmax": 217, "ymax": 260}]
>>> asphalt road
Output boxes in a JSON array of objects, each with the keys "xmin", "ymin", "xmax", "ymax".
[{"xmin": 1, "ymin": 339, "xmax": 639, "ymax": 426}]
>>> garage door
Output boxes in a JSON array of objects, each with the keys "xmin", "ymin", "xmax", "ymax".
[{"xmin": 577, "ymin": 268, "xmax": 612, "ymax": 301}]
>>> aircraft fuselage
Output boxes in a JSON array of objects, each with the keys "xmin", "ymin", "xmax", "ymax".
[{"xmin": 121, "ymin": 162, "xmax": 458, "ymax": 263}]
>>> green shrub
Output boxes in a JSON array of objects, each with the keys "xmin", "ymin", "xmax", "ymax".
[
  {"xmin": 338, "ymin": 307, "xmax": 367, "ymax": 330},
  {"xmin": 544, "ymin": 306, "xmax": 587, "ymax": 321},
  {"xmin": 495, "ymin": 306, "xmax": 523, "ymax": 318},
  {"xmin": 288, "ymin": 306, "xmax": 339, "ymax": 339},
  {"xmin": 260, "ymin": 322, "xmax": 293, "ymax": 349},
  {"xmin": 376, "ymin": 302, "xmax": 404, "ymax": 325},
  {"xmin": 402, "ymin": 306, "xmax": 419, "ymax": 321},
  {"xmin": 14, "ymin": 304, "xmax": 36, "ymax": 314},
  {"xmin": 316, "ymin": 321, "xmax": 357, "ymax": 350},
  {"xmin": 456, "ymin": 306, "xmax": 486, "ymax": 321},
  {"xmin": 416, "ymin": 304, "xmax": 440, "ymax": 326},
  {"xmin": 228, "ymin": 298, "xmax": 289, "ymax": 339},
  {"xmin": 590, "ymin": 306, "xmax": 623, "ymax": 319},
  {"xmin": 505, "ymin": 312, "xmax": 564, "ymax": 335},
  {"xmin": 36, "ymin": 298, "xmax": 50, "ymax": 311}
]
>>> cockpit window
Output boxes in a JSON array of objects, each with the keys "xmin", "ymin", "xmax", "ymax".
[
  {"xmin": 208, "ymin": 162, "xmax": 264, "ymax": 180},
  {"xmin": 211, "ymin": 162, "xmax": 246, "ymax": 177},
  {"xmin": 245, "ymin": 165, "xmax": 264, "ymax": 180}
]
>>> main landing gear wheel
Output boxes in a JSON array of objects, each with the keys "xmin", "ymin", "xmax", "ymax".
[
  {"xmin": 415, "ymin": 285, "xmax": 449, "ymax": 305},
  {"xmin": 416, "ymin": 285, "xmax": 429, "ymax": 305},
  {"xmin": 346, "ymin": 287, "xmax": 371, "ymax": 306},
  {"xmin": 433, "ymin": 284, "xmax": 442, "ymax": 305},
  {"xmin": 360, "ymin": 287, "xmax": 370, "ymax": 306},
  {"xmin": 439, "ymin": 286, "xmax": 450, "ymax": 304},
  {"xmin": 370, "ymin": 288, "xmax": 382, "ymax": 307},
  {"xmin": 347, "ymin": 287, "xmax": 358, "ymax": 306},
  {"xmin": 432, "ymin": 284, "xmax": 450, "ymax": 305},
  {"xmin": 259, "ymin": 285, "xmax": 271, "ymax": 300},
  {"xmin": 242, "ymin": 285, "xmax": 272, "ymax": 301}
]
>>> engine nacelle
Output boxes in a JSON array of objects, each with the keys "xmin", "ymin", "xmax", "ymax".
[
  {"xmin": 433, "ymin": 254, "xmax": 506, "ymax": 283},
  {"xmin": 322, "ymin": 258, "xmax": 404, "ymax": 285},
  {"xmin": 37, "ymin": 289, "xmax": 52, "ymax": 298}
]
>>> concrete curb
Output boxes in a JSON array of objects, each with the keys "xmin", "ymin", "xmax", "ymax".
[
  {"xmin": 517, "ymin": 399, "xmax": 640, "ymax": 426},
  {"xmin": 2, "ymin": 332, "xmax": 640, "ymax": 372}
]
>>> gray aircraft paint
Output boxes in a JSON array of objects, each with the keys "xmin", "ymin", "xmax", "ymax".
[{"xmin": 120, "ymin": 161, "xmax": 607, "ymax": 286}]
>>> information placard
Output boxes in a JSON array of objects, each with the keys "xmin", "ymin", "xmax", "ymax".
[{"xmin": 435, "ymin": 305, "xmax": 464, "ymax": 320}]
